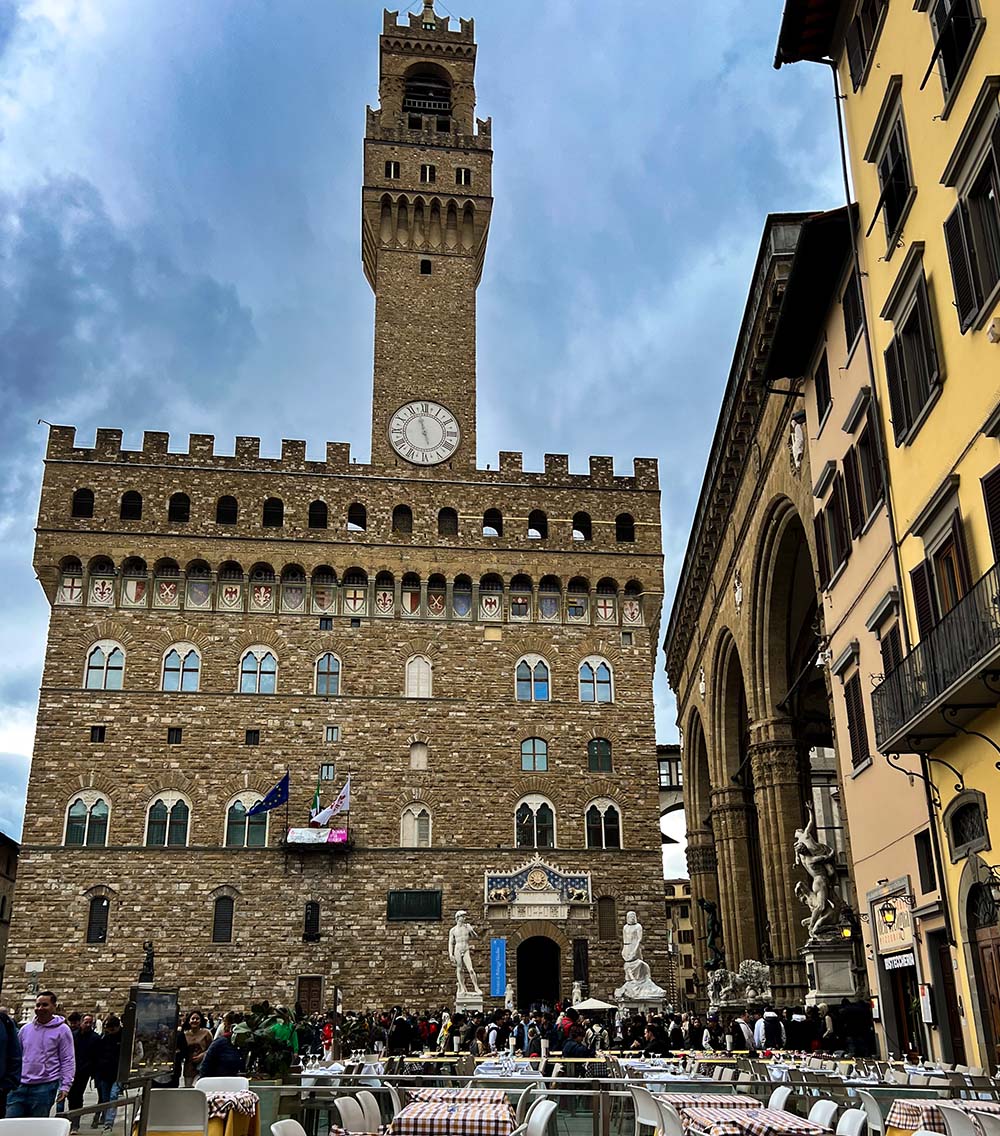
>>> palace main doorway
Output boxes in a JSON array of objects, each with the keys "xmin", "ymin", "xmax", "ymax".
[{"xmin": 517, "ymin": 936, "xmax": 560, "ymax": 1010}]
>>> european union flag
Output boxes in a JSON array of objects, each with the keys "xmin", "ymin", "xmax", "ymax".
[{"xmin": 248, "ymin": 771, "xmax": 290, "ymax": 816}]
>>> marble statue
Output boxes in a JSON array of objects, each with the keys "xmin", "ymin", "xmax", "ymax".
[
  {"xmin": 504, "ymin": 982, "xmax": 515, "ymax": 1011},
  {"xmin": 614, "ymin": 911, "xmax": 666, "ymax": 1001},
  {"xmin": 793, "ymin": 805, "xmax": 842, "ymax": 938},
  {"xmin": 571, "ymin": 980, "xmax": 583, "ymax": 1005},
  {"xmin": 448, "ymin": 910, "xmax": 482, "ymax": 995},
  {"xmin": 698, "ymin": 667, "xmax": 706, "ymax": 701},
  {"xmin": 733, "ymin": 569, "xmax": 743, "ymax": 613},
  {"xmin": 697, "ymin": 897, "xmax": 725, "ymax": 970},
  {"xmin": 790, "ymin": 418, "xmax": 805, "ymax": 473}
]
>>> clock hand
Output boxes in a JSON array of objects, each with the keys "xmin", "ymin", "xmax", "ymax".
[{"xmin": 419, "ymin": 419, "xmax": 430, "ymax": 444}]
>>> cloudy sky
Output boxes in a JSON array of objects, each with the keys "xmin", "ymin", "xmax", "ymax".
[{"xmin": 0, "ymin": 0, "xmax": 842, "ymax": 873}]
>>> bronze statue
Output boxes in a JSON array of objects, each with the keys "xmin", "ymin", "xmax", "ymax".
[{"xmin": 698, "ymin": 897, "xmax": 725, "ymax": 970}]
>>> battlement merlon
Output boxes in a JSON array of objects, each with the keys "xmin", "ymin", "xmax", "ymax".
[
  {"xmin": 43, "ymin": 427, "xmax": 658, "ymax": 489},
  {"xmin": 383, "ymin": 6, "xmax": 474, "ymax": 42},
  {"xmin": 365, "ymin": 108, "xmax": 492, "ymax": 147}
]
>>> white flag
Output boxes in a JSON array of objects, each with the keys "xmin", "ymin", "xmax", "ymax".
[{"xmin": 312, "ymin": 775, "xmax": 351, "ymax": 826}]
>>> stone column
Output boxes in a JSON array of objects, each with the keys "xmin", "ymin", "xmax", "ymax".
[
  {"xmin": 709, "ymin": 786, "xmax": 761, "ymax": 968},
  {"xmin": 749, "ymin": 720, "xmax": 808, "ymax": 1005}
]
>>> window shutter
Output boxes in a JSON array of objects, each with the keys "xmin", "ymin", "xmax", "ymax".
[
  {"xmin": 843, "ymin": 673, "xmax": 871, "ymax": 767},
  {"xmin": 916, "ymin": 274, "xmax": 941, "ymax": 389},
  {"xmin": 880, "ymin": 622, "xmax": 903, "ymax": 677},
  {"xmin": 883, "ymin": 336, "xmax": 908, "ymax": 443},
  {"xmin": 846, "ymin": 19, "xmax": 865, "ymax": 89},
  {"xmin": 212, "ymin": 896, "xmax": 234, "ymax": 943},
  {"xmin": 844, "ymin": 447, "xmax": 865, "ymax": 537},
  {"xmin": 943, "ymin": 201, "xmax": 980, "ymax": 332},
  {"xmin": 910, "ymin": 560, "xmax": 940, "ymax": 639},
  {"xmin": 982, "ymin": 465, "xmax": 1000, "ymax": 563},
  {"xmin": 814, "ymin": 512, "xmax": 830, "ymax": 590},
  {"xmin": 949, "ymin": 508, "xmax": 973, "ymax": 594}
]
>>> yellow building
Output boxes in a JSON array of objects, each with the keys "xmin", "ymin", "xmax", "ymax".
[{"xmin": 777, "ymin": 0, "xmax": 1000, "ymax": 1065}]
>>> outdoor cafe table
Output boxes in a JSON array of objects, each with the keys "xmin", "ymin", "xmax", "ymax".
[
  {"xmin": 885, "ymin": 1098, "xmax": 1000, "ymax": 1136},
  {"xmin": 680, "ymin": 1107, "xmax": 830, "ymax": 1136},
  {"xmin": 137, "ymin": 1091, "xmax": 261, "ymax": 1136},
  {"xmin": 388, "ymin": 1100, "xmax": 517, "ymax": 1136},
  {"xmin": 406, "ymin": 1089, "xmax": 511, "ymax": 1105}
]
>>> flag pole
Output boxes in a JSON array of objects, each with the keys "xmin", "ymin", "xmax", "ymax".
[{"xmin": 283, "ymin": 767, "xmax": 289, "ymax": 876}]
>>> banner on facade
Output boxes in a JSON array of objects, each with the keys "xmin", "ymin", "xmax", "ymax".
[
  {"xmin": 490, "ymin": 937, "xmax": 507, "ymax": 997},
  {"xmin": 287, "ymin": 827, "xmax": 348, "ymax": 844}
]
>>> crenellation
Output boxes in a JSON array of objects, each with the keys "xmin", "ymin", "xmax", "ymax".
[
  {"xmin": 326, "ymin": 442, "xmax": 351, "ymax": 468},
  {"xmin": 281, "ymin": 439, "xmax": 308, "ymax": 466},
  {"xmin": 499, "ymin": 451, "xmax": 523, "ymax": 473},
  {"xmin": 189, "ymin": 434, "xmax": 215, "ymax": 459},
  {"xmin": 94, "ymin": 429, "xmax": 123, "ymax": 457},
  {"xmin": 589, "ymin": 456, "xmax": 614, "ymax": 483},
  {"xmin": 143, "ymin": 431, "xmax": 169, "ymax": 456},
  {"xmin": 544, "ymin": 454, "xmax": 570, "ymax": 476},
  {"xmin": 235, "ymin": 436, "xmax": 260, "ymax": 461},
  {"xmin": 633, "ymin": 458, "xmax": 659, "ymax": 489},
  {"xmin": 46, "ymin": 425, "xmax": 77, "ymax": 458}
]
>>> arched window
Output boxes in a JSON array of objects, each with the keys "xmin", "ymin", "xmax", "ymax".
[
  {"xmin": 304, "ymin": 901, "xmax": 321, "ymax": 941},
  {"xmin": 410, "ymin": 741, "xmax": 429, "ymax": 770},
  {"xmin": 527, "ymin": 510, "xmax": 548, "ymax": 540},
  {"xmin": 308, "ymin": 501, "xmax": 328, "ymax": 529},
  {"xmin": 262, "ymin": 498, "xmax": 284, "ymax": 527},
  {"xmin": 944, "ymin": 790, "xmax": 991, "ymax": 861},
  {"xmin": 405, "ymin": 655, "xmax": 433, "ymax": 698},
  {"xmin": 616, "ymin": 512, "xmax": 635, "ymax": 542},
  {"xmin": 438, "ymin": 507, "xmax": 458, "ymax": 536},
  {"xmin": 84, "ymin": 641, "xmax": 125, "ymax": 690},
  {"xmin": 316, "ymin": 653, "xmax": 341, "ymax": 696},
  {"xmin": 212, "ymin": 895, "xmax": 234, "ymax": 943},
  {"xmin": 65, "ymin": 795, "xmax": 109, "ymax": 847},
  {"xmin": 580, "ymin": 657, "xmax": 614, "ymax": 703},
  {"xmin": 586, "ymin": 799, "xmax": 622, "ymax": 848},
  {"xmin": 572, "ymin": 512, "xmax": 592, "ymax": 541},
  {"xmin": 146, "ymin": 794, "xmax": 190, "ymax": 847},
  {"xmin": 347, "ymin": 503, "xmax": 367, "ymax": 532},
  {"xmin": 71, "ymin": 488, "xmax": 94, "ymax": 518},
  {"xmin": 401, "ymin": 803, "xmax": 432, "ymax": 847},
  {"xmin": 392, "ymin": 504, "xmax": 413, "ymax": 534},
  {"xmin": 120, "ymin": 491, "xmax": 142, "ymax": 520},
  {"xmin": 240, "ymin": 648, "xmax": 277, "ymax": 694},
  {"xmin": 168, "ymin": 493, "xmax": 190, "ymax": 523},
  {"xmin": 521, "ymin": 738, "xmax": 548, "ymax": 772},
  {"xmin": 515, "ymin": 796, "xmax": 555, "ymax": 849},
  {"xmin": 515, "ymin": 655, "xmax": 550, "ymax": 702},
  {"xmin": 483, "ymin": 508, "xmax": 503, "ymax": 537},
  {"xmin": 588, "ymin": 737, "xmax": 613, "ymax": 773},
  {"xmin": 216, "ymin": 496, "xmax": 238, "ymax": 524},
  {"xmin": 225, "ymin": 795, "xmax": 267, "ymax": 848},
  {"xmin": 86, "ymin": 895, "xmax": 110, "ymax": 944},
  {"xmin": 162, "ymin": 645, "xmax": 201, "ymax": 692}
]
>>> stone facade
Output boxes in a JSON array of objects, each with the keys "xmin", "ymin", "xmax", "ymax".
[
  {"xmin": 663, "ymin": 215, "xmax": 854, "ymax": 1008},
  {"xmin": 0, "ymin": 832, "xmax": 17, "ymax": 994},
  {"xmin": 5, "ymin": 3, "xmax": 667, "ymax": 1016}
]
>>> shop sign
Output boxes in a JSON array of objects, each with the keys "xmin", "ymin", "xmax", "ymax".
[{"xmin": 883, "ymin": 951, "xmax": 916, "ymax": 971}]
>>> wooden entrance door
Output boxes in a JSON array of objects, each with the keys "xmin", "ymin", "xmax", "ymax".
[
  {"xmin": 969, "ymin": 884, "xmax": 1000, "ymax": 1061},
  {"xmin": 297, "ymin": 975, "xmax": 323, "ymax": 1015},
  {"xmin": 936, "ymin": 937, "xmax": 967, "ymax": 1064}
]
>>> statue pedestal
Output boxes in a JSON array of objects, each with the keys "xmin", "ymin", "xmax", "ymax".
[
  {"xmin": 801, "ymin": 939, "xmax": 857, "ymax": 1007},
  {"xmin": 455, "ymin": 991, "xmax": 484, "ymax": 1014},
  {"xmin": 616, "ymin": 994, "xmax": 666, "ymax": 1015}
]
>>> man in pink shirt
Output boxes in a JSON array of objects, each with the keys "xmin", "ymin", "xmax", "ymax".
[{"xmin": 7, "ymin": 992, "xmax": 75, "ymax": 1118}]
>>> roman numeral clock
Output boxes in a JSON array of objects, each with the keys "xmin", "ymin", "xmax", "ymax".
[{"xmin": 388, "ymin": 401, "xmax": 461, "ymax": 465}]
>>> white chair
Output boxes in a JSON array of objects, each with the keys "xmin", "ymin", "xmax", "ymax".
[
  {"xmin": 808, "ymin": 1099, "xmax": 839, "ymax": 1130},
  {"xmin": 272, "ymin": 1122, "xmax": 308, "ymax": 1136},
  {"xmin": 835, "ymin": 1108, "xmax": 867, "ymax": 1136},
  {"xmin": 516, "ymin": 1086, "xmax": 545, "ymax": 1126},
  {"xmin": 196, "ymin": 1077, "xmax": 250, "ymax": 1092},
  {"xmin": 333, "ymin": 1097, "xmax": 368, "ymax": 1133},
  {"xmin": 938, "ymin": 1105, "xmax": 980, "ymax": 1136},
  {"xmin": 0, "ymin": 1122, "xmax": 73, "ymax": 1136},
  {"xmin": 768, "ymin": 1085, "xmax": 795, "ymax": 1112},
  {"xmin": 655, "ymin": 1099, "xmax": 684, "ymax": 1136},
  {"xmin": 146, "ymin": 1089, "xmax": 209, "ymax": 1135},
  {"xmin": 853, "ymin": 1090, "xmax": 884, "ymax": 1136},
  {"xmin": 355, "ymin": 1091, "xmax": 382, "ymax": 1133},
  {"xmin": 384, "ymin": 1084, "xmax": 403, "ymax": 1121},
  {"xmin": 629, "ymin": 1085, "xmax": 663, "ymax": 1136},
  {"xmin": 510, "ymin": 1099, "xmax": 558, "ymax": 1136},
  {"xmin": 972, "ymin": 1113, "xmax": 1000, "ymax": 1136}
]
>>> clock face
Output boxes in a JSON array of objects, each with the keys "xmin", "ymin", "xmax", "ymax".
[{"xmin": 388, "ymin": 400, "xmax": 461, "ymax": 465}]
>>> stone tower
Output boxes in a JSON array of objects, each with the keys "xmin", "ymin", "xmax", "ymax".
[{"xmin": 363, "ymin": 1, "xmax": 492, "ymax": 470}]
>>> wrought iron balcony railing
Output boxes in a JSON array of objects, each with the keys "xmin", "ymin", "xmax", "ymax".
[{"xmin": 872, "ymin": 561, "xmax": 1000, "ymax": 751}]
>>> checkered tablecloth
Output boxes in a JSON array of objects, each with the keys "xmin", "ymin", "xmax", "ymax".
[
  {"xmin": 389, "ymin": 1101, "xmax": 516, "ymax": 1136},
  {"xmin": 886, "ymin": 1099, "xmax": 1000, "ymax": 1134},
  {"xmin": 406, "ymin": 1089, "xmax": 510, "ymax": 1105},
  {"xmin": 682, "ymin": 1107, "xmax": 830, "ymax": 1136},
  {"xmin": 206, "ymin": 1091, "xmax": 260, "ymax": 1119},
  {"xmin": 661, "ymin": 1094, "xmax": 761, "ymax": 1118}
]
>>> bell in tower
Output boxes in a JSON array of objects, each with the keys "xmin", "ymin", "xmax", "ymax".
[{"xmin": 362, "ymin": 3, "xmax": 492, "ymax": 472}]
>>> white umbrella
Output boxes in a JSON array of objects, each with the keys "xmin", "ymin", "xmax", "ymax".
[{"xmin": 572, "ymin": 997, "xmax": 617, "ymax": 1011}]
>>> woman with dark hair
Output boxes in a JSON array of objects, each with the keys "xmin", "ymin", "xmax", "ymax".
[{"xmin": 182, "ymin": 1012, "xmax": 213, "ymax": 1086}]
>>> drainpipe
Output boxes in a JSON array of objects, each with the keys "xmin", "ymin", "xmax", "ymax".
[{"xmin": 822, "ymin": 59, "xmax": 956, "ymax": 952}]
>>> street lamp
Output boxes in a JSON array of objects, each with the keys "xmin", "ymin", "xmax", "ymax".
[{"xmin": 879, "ymin": 899, "xmax": 897, "ymax": 929}]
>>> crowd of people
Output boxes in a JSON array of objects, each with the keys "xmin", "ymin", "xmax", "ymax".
[{"xmin": 0, "ymin": 990, "xmax": 880, "ymax": 1122}]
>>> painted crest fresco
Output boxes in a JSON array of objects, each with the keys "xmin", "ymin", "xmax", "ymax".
[{"xmin": 485, "ymin": 858, "xmax": 592, "ymax": 907}]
